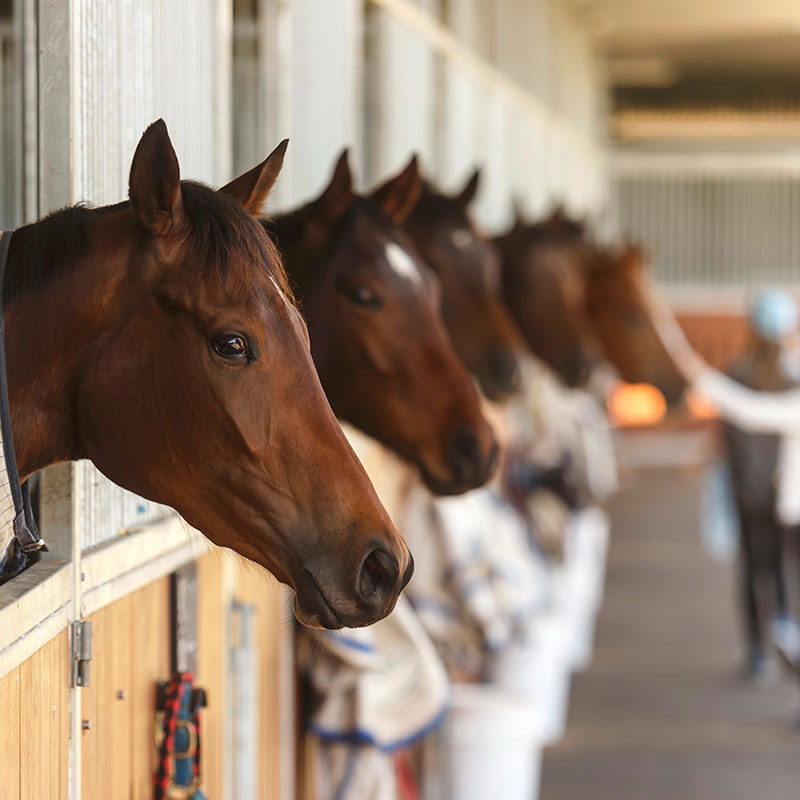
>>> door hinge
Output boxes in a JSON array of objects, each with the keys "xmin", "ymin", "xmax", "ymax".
[{"xmin": 70, "ymin": 620, "xmax": 92, "ymax": 688}]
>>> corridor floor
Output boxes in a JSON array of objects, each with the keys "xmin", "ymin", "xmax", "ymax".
[{"xmin": 540, "ymin": 466, "xmax": 800, "ymax": 800}]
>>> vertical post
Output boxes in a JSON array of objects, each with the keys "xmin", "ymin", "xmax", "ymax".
[
  {"xmin": 21, "ymin": 0, "xmax": 38, "ymax": 223},
  {"xmin": 213, "ymin": 0, "xmax": 233, "ymax": 185},
  {"xmin": 37, "ymin": 3, "xmax": 80, "ymax": 798},
  {"xmin": 258, "ymin": 0, "xmax": 293, "ymax": 208},
  {"xmin": 37, "ymin": 0, "xmax": 79, "ymax": 212}
]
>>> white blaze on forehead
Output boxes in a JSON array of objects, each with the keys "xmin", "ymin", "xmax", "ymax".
[
  {"xmin": 450, "ymin": 228, "xmax": 473, "ymax": 251},
  {"xmin": 269, "ymin": 274, "xmax": 292, "ymax": 308},
  {"xmin": 383, "ymin": 242, "xmax": 424, "ymax": 286}
]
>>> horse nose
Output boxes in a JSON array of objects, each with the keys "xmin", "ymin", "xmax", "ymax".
[
  {"xmin": 356, "ymin": 545, "xmax": 408, "ymax": 609},
  {"xmin": 445, "ymin": 425, "xmax": 497, "ymax": 490},
  {"xmin": 486, "ymin": 347, "xmax": 522, "ymax": 397},
  {"xmin": 565, "ymin": 349, "xmax": 595, "ymax": 387}
]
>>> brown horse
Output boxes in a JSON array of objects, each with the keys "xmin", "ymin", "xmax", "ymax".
[
  {"xmin": 497, "ymin": 206, "xmax": 685, "ymax": 403},
  {"xmin": 266, "ymin": 152, "xmax": 497, "ymax": 495},
  {"xmin": 4, "ymin": 120, "xmax": 411, "ymax": 629},
  {"xmin": 584, "ymin": 242, "xmax": 686, "ymax": 404},
  {"xmin": 495, "ymin": 207, "xmax": 598, "ymax": 388},
  {"xmin": 372, "ymin": 163, "xmax": 526, "ymax": 402}
]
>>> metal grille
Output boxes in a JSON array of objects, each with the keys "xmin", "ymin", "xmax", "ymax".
[
  {"xmin": 232, "ymin": 0, "xmax": 607, "ymax": 227},
  {"xmin": 71, "ymin": 0, "xmax": 219, "ymax": 551},
  {"xmin": 613, "ymin": 161, "xmax": 800, "ymax": 292}
]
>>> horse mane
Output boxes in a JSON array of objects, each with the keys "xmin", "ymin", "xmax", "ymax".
[{"xmin": 4, "ymin": 181, "xmax": 293, "ymax": 304}]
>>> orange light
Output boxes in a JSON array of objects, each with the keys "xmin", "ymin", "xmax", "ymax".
[{"xmin": 608, "ymin": 382, "xmax": 667, "ymax": 426}]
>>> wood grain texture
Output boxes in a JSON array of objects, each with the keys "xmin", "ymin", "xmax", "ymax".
[
  {"xmin": 81, "ymin": 597, "xmax": 133, "ymax": 799},
  {"xmin": 0, "ymin": 666, "xmax": 21, "ymax": 800},
  {"xmin": 232, "ymin": 558, "xmax": 288, "ymax": 800},
  {"xmin": 0, "ymin": 632, "xmax": 69, "ymax": 800},
  {"xmin": 129, "ymin": 577, "xmax": 172, "ymax": 800},
  {"xmin": 196, "ymin": 550, "xmax": 228, "ymax": 800}
]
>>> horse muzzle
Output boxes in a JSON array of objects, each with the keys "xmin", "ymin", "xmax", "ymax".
[{"xmin": 292, "ymin": 541, "xmax": 413, "ymax": 629}]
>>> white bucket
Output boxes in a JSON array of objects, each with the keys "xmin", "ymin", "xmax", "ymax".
[
  {"xmin": 441, "ymin": 684, "xmax": 543, "ymax": 800},
  {"xmin": 487, "ymin": 611, "xmax": 573, "ymax": 745},
  {"xmin": 552, "ymin": 509, "xmax": 610, "ymax": 671}
]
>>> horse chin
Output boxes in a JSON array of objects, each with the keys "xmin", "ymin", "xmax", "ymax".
[{"xmin": 292, "ymin": 593, "xmax": 344, "ymax": 630}]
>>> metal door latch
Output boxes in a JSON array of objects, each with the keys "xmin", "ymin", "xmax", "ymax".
[{"xmin": 70, "ymin": 620, "xmax": 92, "ymax": 687}]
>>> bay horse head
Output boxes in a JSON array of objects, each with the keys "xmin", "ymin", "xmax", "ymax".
[
  {"xmin": 373, "ymin": 163, "xmax": 526, "ymax": 402},
  {"xmin": 495, "ymin": 205, "xmax": 598, "ymax": 388},
  {"xmin": 4, "ymin": 120, "xmax": 411, "ymax": 629},
  {"xmin": 267, "ymin": 151, "xmax": 497, "ymax": 495},
  {"xmin": 584, "ymin": 242, "xmax": 686, "ymax": 405}
]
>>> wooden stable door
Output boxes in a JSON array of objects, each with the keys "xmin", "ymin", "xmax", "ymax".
[
  {"xmin": 80, "ymin": 577, "xmax": 171, "ymax": 800},
  {"xmin": 0, "ymin": 631, "xmax": 69, "ymax": 800}
]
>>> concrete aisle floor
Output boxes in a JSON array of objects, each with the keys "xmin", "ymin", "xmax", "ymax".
[{"xmin": 540, "ymin": 466, "xmax": 800, "ymax": 800}]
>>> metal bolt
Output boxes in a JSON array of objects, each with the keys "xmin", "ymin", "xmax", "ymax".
[
  {"xmin": 116, "ymin": 690, "xmax": 126, "ymax": 700},
  {"xmin": 80, "ymin": 572, "xmax": 86, "ymax": 581},
  {"xmin": 81, "ymin": 719, "xmax": 91, "ymax": 731}
]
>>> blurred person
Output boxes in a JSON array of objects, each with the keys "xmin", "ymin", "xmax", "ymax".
[{"xmin": 652, "ymin": 287, "xmax": 800, "ymax": 678}]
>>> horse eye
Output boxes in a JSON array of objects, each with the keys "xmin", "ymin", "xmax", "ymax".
[
  {"xmin": 212, "ymin": 333, "xmax": 249, "ymax": 360},
  {"xmin": 347, "ymin": 286, "xmax": 381, "ymax": 308}
]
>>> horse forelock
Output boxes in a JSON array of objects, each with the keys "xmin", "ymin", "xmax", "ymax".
[{"xmin": 180, "ymin": 181, "xmax": 295, "ymax": 304}]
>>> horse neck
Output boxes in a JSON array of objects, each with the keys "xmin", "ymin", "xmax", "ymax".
[{"xmin": 4, "ymin": 225, "xmax": 133, "ymax": 478}]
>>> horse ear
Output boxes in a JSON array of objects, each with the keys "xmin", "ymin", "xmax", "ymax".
[
  {"xmin": 455, "ymin": 168, "xmax": 481, "ymax": 208},
  {"xmin": 219, "ymin": 139, "xmax": 288, "ymax": 215},
  {"xmin": 373, "ymin": 154, "xmax": 422, "ymax": 224},
  {"xmin": 314, "ymin": 149, "xmax": 355, "ymax": 221},
  {"xmin": 129, "ymin": 119, "xmax": 184, "ymax": 236}
]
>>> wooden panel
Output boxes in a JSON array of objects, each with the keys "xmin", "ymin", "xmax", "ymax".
[
  {"xmin": 19, "ymin": 631, "xmax": 69, "ymax": 800},
  {"xmin": 81, "ymin": 597, "xmax": 133, "ymax": 800},
  {"xmin": 0, "ymin": 632, "xmax": 69, "ymax": 800},
  {"xmin": 232, "ymin": 560, "xmax": 288, "ymax": 800},
  {"xmin": 196, "ymin": 550, "xmax": 228, "ymax": 800},
  {"xmin": 80, "ymin": 578, "xmax": 172, "ymax": 798},
  {"xmin": 129, "ymin": 577, "xmax": 172, "ymax": 800},
  {"xmin": 0, "ymin": 666, "xmax": 20, "ymax": 800}
]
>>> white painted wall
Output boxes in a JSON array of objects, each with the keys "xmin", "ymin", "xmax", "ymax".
[{"xmin": 233, "ymin": 0, "xmax": 609, "ymax": 228}]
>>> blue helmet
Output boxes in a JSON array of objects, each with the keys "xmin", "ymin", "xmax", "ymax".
[{"xmin": 750, "ymin": 288, "xmax": 799, "ymax": 343}]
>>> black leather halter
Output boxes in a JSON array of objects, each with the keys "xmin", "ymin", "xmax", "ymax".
[{"xmin": 0, "ymin": 230, "xmax": 45, "ymax": 584}]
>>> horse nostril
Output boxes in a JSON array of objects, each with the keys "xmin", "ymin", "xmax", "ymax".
[
  {"xmin": 446, "ymin": 425, "xmax": 491, "ymax": 488},
  {"xmin": 357, "ymin": 547, "xmax": 401, "ymax": 604}
]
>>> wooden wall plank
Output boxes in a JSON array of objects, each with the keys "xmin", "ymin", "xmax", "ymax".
[
  {"xmin": 129, "ymin": 577, "xmax": 172, "ymax": 800},
  {"xmin": 0, "ymin": 666, "xmax": 21, "ymax": 800},
  {"xmin": 81, "ymin": 598, "xmax": 133, "ymax": 799},
  {"xmin": 232, "ymin": 560, "xmax": 287, "ymax": 800},
  {"xmin": 18, "ymin": 632, "xmax": 68, "ymax": 800},
  {"xmin": 196, "ymin": 550, "xmax": 227, "ymax": 800}
]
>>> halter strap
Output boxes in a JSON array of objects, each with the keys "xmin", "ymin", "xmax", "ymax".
[{"xmin": 0, "ymin": 230, "xmax": 45, "ymax": 554}]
